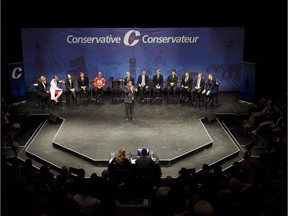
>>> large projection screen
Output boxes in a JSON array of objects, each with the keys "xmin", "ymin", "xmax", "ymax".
[{"xmin": 21, "ymin": 27, "xmax": 245, "ymax": 92}]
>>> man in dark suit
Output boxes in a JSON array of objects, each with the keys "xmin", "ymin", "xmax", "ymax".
[
  {"xmin": 77, "ymin": 72, "xmax": 90, "ymax": 100},
  {"xmin": 180, "ymin": 71, "xmax": 193, "ymax": 102},
  {"xmin": 124, "ymin": 71, "xmax": 135, "ymax": 86},
  {"xmin": 135, "ymin": 148, "xmax": 155, "ymax": 192},
  {"xmin": 152, "ymin": 69, "xmax": 164, "ymax": 100},
  {"xmin": 167, "ymin": 69, "xmax": 178, "ymax": 98},
  {"xmin": 191, "ymin": 72, "xmax": 205, "ymax": 103},
  {"xmin": 124, "ymin": 80, "xmax": 138, "ymax": 121},
  {"xmin": 202, "ymin": 73, "xmax": 218, "ymax": 105},
  {"xmin": 137, "ymin": 69, "xmax": 149, "ymax": 102}
]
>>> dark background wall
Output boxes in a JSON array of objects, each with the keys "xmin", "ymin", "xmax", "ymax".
[{"xmin": 1, "ymin": 0, "xmax": 287, "ymax": 102}]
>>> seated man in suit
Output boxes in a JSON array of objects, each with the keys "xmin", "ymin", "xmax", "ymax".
[
  {"xmin": 93, "ymin": 71, "xmax": 106, "ymax": 103},
  {"xmin": 191, "ymin": 72, "xmax": 205, "ymax": 103},
  {"xmin": 77, "ymin": 72, "xmax": 90, "ymax": 100},
  {"xmin": 135, "ymin": 148, "xmax": 155, "ymax": 197},
  {"xmin": 37, "ymin": 75, "xmax": 51, "ymax": 107},
  {"xmin": 152, "ymin": 68, "xmax": 164, "ymax": 100},
  {"xmin": 135, "ymin": 148, "xmax": 155, "ymax": 179},
  {"xmin": 179, "ymin": 71, "xmax": 192, "ymax": 102},
  {"xmin": 124, "ymin": 71, "xmax": 135, "ymax": 86},
  {"xmin": 202, "ymin": 73, "xmax": 218, "ymax": 106},
  {"xmin": 167, "ymin": 69, "xmax": 178, "ymax": 98},
  {"xmin": 137, "ymin": 69, "xmax": 149, "ymax": 102}
]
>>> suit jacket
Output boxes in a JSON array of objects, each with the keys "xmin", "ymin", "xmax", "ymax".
[
  {"xmin": 37, "ymin": 81, "xmax": 49, "ymax": 93},
  {"xmin": 193, "ymin": 77, "xmax": 205, "ymax": 89},
  {"xmin": 65, "ymin": 78, "xmax": 76, "ymax": 91},
  {"xmin": 181, "ymin": 76, "xmax": 193, "ymax": 87},
  {"xmin": 167, "ymin": 75, "xmax": 178, "ymax": 86},
  {"xmin": 124, "ymin": 76, "xmax": 135, "ymax": 86},
  {"xmin": 137, "ymin": 74, "xmax": 149, "ymax": 86},
  {"xmin": 204, "ymin": 78, "xmax": 218, "ymax": 94},
  {"xmin": 124, "ymin": 85, "xmax": 136, "ymax": 103},
  {"xmin": 136, "ymin": 156, "xmax": 155, "ymax": 170},
  {"xmin": 153, "ymin": 74, "xmax": 164, "ymax": 87},
  {"xmin": 77, "ymin": 76, "xmax": 90, "ymax": 89}
]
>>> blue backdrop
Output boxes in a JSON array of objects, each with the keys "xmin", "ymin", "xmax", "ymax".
[{"xmin": 21, "ymin": 27, "xmax": 245, "ymax": 92}]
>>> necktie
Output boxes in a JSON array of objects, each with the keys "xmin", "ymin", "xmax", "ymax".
[
  {"xmin": 157, "ymin": 75, "xmax": 159, "ymax": 80},
  {"xmin": 185, "ymin": 77, "xmax": 188, "ymax": 83},
  {"xmin": 197, "ymin": 78, "xmax": 200, "ymax": 87},
  {"xmin": 70, "ymin": 79, "xmax": 72, "ymax": 86}
]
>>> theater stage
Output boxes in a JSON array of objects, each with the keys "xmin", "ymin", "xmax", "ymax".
[{"xmin": 11, "ymin": 92, "xmax": 252, "ymax": 177}]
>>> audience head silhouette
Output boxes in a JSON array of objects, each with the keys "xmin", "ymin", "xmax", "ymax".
[{"xmin": 141, "ymin": 148, "xmax": 148, "ymax": 156}]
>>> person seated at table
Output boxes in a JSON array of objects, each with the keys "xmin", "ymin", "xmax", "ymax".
[
  {"xmin": 137, "ymin": 69, "xmax": 149, "ymax": 102},
  {"xmin": 93, "ymin": 71, "xmax": 106, "ymax": 103},
  {"xmin": 37, "ymin": 75, "xmax": 51, "ymax": 106},
  {"xmin": 50, "ymin": 75, "xmax": 63, "ymax": 103},
  {"xmin": 179, "ymin": 71, "xmax": 192, "ymax": 102},
  {"xmin": 167, "ymin": 69, "xmax": 178, "ymax": 98},
  {"xmin": 77, "ymin": 72, "xmax": 90, "ymax": 100},
  {"xmin": 152, "ymin": 68, "xmax": 164, "ymax": 100},
  {"xmin": 65, "ymin": 73, "xmax": 78, "ymax": 104},
  {"xmin": 108, "ymin": 148, "xmax": 131, "ymax": 185}
]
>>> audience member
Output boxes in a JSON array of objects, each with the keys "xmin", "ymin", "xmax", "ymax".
[
  {"xmin": 248, "ymin": 98, "xmax": 274, "ymax": 126},
  {"xmin": 194, "ymin": 200, "xmax": 214, "ymax": 216},
  {"xmin": 72, "ymin": 181, "xmax": 102, "ymax": 215},
  {"xmin": 108, "ymin": 148, "xmax": 131, "ymax": 185}
]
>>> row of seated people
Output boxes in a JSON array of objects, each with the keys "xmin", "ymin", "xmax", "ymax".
[
  {"xmin": 108, "ymin": 148, "xmax": 162, "ymax": 189},
  {"xmin": 127, "ymin": 69, "xmax": 219, "ymax": 106},
  {"xmin": 36, "ymin": 70, "xmax": 219, "ymax": 107},
  {"xmin": 4, "ymin": 148, "xmax": 286, "ymax": 216},
  {"xmin": 243, "ymin": 96, "xmax": 287, "ymax": 153},
  {"xmin": 36, "ymin": 71, "xmax": 106, "ymax": 107}
]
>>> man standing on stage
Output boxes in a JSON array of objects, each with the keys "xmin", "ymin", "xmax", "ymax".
[{"xmin": 124, "ymin": 80, "xmax": 138, "ymax": 121}]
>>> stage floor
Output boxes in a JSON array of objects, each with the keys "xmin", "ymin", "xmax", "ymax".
[
  {"xmin": 53, "ymin": 102, "xmax": 212, "ymax": 165},
  {"xmin": 11, "ymin": 92, "xmax": 253, "ymax": 177}
]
